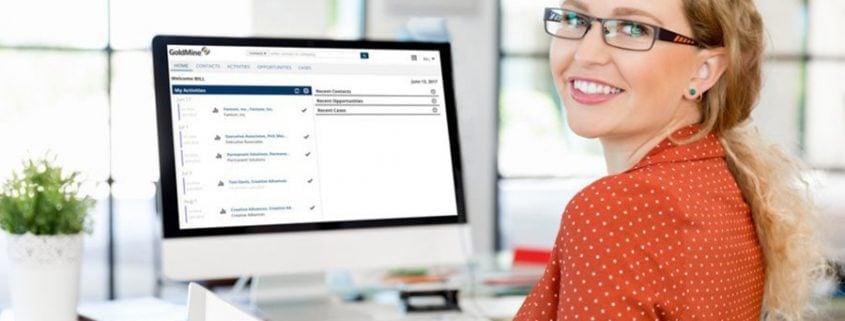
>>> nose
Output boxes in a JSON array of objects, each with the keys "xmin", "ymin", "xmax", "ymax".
[{"xmin": 573, "ymin": 21, "xmax": 612, "ymax": 66}]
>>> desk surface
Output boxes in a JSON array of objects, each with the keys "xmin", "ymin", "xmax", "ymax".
[
  {"xmin": 1, "ymin": 297, "xmax": 184, "ymax": 321},
  {"xmin": 0, "ymin": 310, "xmax": 89, "ymax": 321},
  {"xmin": 1, "ymin": 295, "xmax": 525, "ymax": 321}
]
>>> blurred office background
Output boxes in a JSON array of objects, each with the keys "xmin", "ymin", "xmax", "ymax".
[{"xmin": 0, "ymin": 0, "xmax": 843, "ymax": 307}]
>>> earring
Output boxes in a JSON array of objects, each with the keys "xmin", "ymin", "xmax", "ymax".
[{"xmin": 687, "ymin": 88, "xmax": 702, "ymax": 101}]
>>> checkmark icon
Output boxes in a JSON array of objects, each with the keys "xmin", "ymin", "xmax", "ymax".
[
  {"xmin": 309, "ymin": 205, "xmax": 316, "ymax": 210},
  {"xmin": 304, "ymin": 134, "xmax": 310, "ymax": 139},
  {"xmin": 301, "ymin": 108, "xmax": 307, "ymax": 113},
  {"xmin": 307, "ymin": 178, "xmax": 314, "ymax": 183},
  {"xmin": 305, "ymin": 152, "xmax": 311, "ymax": 157}
]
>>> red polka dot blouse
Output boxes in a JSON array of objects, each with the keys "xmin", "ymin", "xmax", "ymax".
[{"xmin": 515, "ymin": 125, "xmax": 765, "ymax": 321}]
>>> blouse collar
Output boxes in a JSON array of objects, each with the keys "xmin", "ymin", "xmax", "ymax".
[{"xmin": 625, "ymin": 124, "xmax": 725, "ymax": 173}]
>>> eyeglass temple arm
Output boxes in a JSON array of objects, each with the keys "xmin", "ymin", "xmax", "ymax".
[{"xmin": 657, "ymin": 29, "xmax": 702, "ymax": 47}]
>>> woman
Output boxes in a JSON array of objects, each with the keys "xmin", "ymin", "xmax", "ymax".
[{"xmin": 515, "ymin": 0, "xmax": 828, "ymax": 320}]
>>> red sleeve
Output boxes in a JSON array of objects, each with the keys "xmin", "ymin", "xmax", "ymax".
[
  {"xmin": 515, "ymin": 176, "xmax": 685, "ymax": 321},
  {"xmin": 514, "ymin": 225, "xmax": 564, "ymax": 321}
]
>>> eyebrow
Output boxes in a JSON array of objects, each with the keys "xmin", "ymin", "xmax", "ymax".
[
  {"xmin": 561, "ymin": 0, "xmax": 665, "ymax": 26},
  {"xmin": 612, "ymin": 7, "xmax": 664, "ymax": 26},
  {"xmin": 562, "ymin": 0, "xmax": 589, "ymax": 12}
]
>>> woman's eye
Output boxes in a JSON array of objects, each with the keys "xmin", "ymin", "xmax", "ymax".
[
  {"xmin": 621, "ymin": 23, "xmax": 650, "ymax": 37},
  {"xmin": 564, "ymin": 13, "xmax": 588, "ymax": 27}
]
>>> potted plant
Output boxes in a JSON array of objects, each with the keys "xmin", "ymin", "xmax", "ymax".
[{"xmin": 0, "ymin": 156, "xmax": 95, "ymax": 321}]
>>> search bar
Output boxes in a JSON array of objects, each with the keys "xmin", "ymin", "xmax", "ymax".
[{"xmin": 246, "ymin": 50, "xmax": 361, "ymax": 60}]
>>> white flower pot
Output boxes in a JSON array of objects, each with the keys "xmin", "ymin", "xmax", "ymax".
[{"xmin": 6, "ymin": 232, "xmax": 83, "ymax": 321}]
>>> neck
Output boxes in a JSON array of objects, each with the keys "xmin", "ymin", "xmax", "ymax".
[
  {"xmin": 600, "ymin": 106, "xmax": 701, "ymax": 175},
  {"xmin": 600, "ymin": 128, "xmax": 674, "ymax": 175}
]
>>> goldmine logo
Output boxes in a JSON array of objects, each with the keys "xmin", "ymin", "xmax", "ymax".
[{"xmin": 168, "ymin": 47, "xmax": 210, "ymax": 56}]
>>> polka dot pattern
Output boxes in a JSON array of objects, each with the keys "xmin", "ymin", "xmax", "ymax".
[{"xmin": 514, "ymin": 125, "xmax": 765, "ymax": 321}]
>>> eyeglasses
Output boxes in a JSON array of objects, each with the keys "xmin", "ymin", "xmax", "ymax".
[{"xmin": 544, "ymin": 8, "xmax": 702, "ymax": 51}]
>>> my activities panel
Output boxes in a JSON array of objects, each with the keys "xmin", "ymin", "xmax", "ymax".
[{"xmin": 168, "ymin": 45, "xmax": 458, "ymax": 230}]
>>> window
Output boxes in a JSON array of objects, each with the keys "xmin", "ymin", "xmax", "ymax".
[
  {"xmin": 806, "ymin": 0, "xmax": 845, "ymax": 168},
  {"xmin": 0, "ymin": 0, "xmax": 363, "ymax": 303},
  {"xmin": 0, "ymin": 52, "xmax": 112, "ymax": 298}
]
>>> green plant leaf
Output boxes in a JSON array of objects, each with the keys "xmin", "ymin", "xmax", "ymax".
[{"xmin": 0, "ymin": 155, "xmax": 95, "ymax": 235}]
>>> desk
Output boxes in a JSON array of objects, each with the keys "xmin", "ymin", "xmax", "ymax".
[
  {"xmin": 458, "ymin": 296, "xmax": 525, "ymax": 321},
  {"xmin": 0, "ymin": 311, "xmax": 89, "ymax": 321},
  {"xmin": 0, "ymin": 295, "xmax": 525, "ymax": 321},
  {"xmin": 1, "ymin": 297, "xmax": 185, "ymax": 321}
]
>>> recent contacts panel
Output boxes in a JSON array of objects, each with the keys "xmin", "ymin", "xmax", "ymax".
[{"xmin": 167, "ymin": 45, "xmax": 458, "ymax": 229}]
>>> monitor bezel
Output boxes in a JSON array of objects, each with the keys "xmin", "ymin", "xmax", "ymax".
[{"xmin": 152, "ymin": 35, "xmax": 467, "ymax": 239}]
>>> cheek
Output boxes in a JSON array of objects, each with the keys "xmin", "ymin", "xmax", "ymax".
[
  {"xmin": 549, "ymin": 40, "xmax": 574, "ymax": 84},
  {"xmin": 622, "ymin": 51, "xmax": 689, "ymax": 106}
]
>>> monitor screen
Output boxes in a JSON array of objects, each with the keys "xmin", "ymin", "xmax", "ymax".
[{"xmin": 153, "ymin": 36, "xmax": 466, "ymax": 238}]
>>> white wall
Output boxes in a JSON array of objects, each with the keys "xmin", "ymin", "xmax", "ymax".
[
  {"xmin": 251, "ymin": 0, "xmax": 330, "ymax": 38},
  {"xmin": 365, "ymin": 0, "xmax": 499, "ymax": 256}
]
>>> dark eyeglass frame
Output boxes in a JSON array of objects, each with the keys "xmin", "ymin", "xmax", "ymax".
[{"xmin": 544, "ymin": 8, "xmax": 703, "ymax": 51}]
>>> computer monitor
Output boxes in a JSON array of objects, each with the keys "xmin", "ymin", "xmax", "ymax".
[{"xmin": 152, "ymin": 36, "xmax": 470, "ymax": 282}]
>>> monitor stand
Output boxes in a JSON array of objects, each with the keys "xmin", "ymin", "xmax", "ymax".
[{"xmin": 249, "ymin": 273, "xmax": 377, "ymax": 321}]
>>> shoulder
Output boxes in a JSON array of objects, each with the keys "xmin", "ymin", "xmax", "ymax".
[
  {"xmin": 565, "ymin": 172, "xmax": 680, "ymax": 217},
  {"xmin": 560, "ymin": 172, "xmax": 689, "ymax": 243},
  {"xmin": 551, "ymin": 172, "xmax": 689, "ymax": 312}
]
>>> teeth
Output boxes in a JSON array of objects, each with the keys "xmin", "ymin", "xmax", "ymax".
[{"xmin": 573, "ymin": 80, "xmax": 622, "ymax": 95}]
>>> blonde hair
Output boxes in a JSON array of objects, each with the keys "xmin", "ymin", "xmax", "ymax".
[{"xmin": 676, "ymin": 1, "xmax": 831, "ymax": 320}]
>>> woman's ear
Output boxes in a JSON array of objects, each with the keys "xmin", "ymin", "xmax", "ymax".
[{"xmin": 687, "ymin": 48, "xmax": 728, "ymax": 99}]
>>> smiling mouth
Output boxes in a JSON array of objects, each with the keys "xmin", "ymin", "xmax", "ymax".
[{"xmin": 571, "ymin": 79, "xmax": 624, "ymax": 95}]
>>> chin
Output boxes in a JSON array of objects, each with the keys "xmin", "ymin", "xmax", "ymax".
[{"xmin": 565, "ymin": 115, "xmax": 606, "ymax": 139}]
